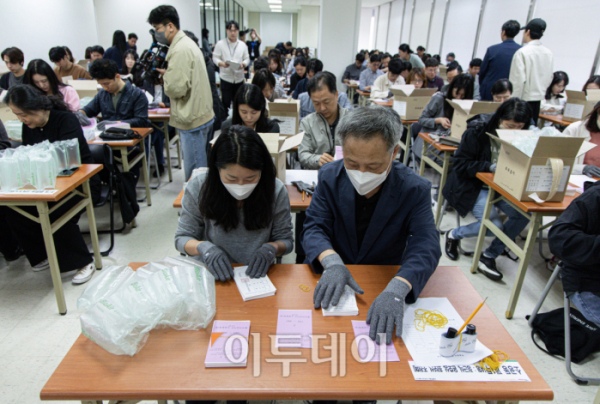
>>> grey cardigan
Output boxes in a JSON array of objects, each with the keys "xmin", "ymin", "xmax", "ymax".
[
  {"xmin": 298, "ymin": 107, "xmax": 348, "ymax": 169},
  {"xmin": 418, "ymin": 92, "xmax": 446, "ymax": 133},
  {"xmin": 174, "ymin": 173, "xmax": 294, "ymax": 264}
]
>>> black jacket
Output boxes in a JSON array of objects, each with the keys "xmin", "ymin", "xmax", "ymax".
[
  {"xmin": 289, "ymin": 72, "xmax": 306, "ymax": 94},
  {"xmin": 203, "ymin": 50, "xmax": 227, "ymax": 131},
  {"xmin": 0, "ymin": 119, "xmax": 10, "ymax": 150},
  {"xmin": 0, "ymin": 73, "xmax": 9, "ymax": 90},
  {"xmin": 82, "ymin": 81, "xmax": 150, "ymax": 128},
  {"xmin": 549, "ymin": 180, "xmax": 600, "ymax": 297},
  {"xmin": 442, "ymin": 113, "xmax": 495, "ymax": 217}
]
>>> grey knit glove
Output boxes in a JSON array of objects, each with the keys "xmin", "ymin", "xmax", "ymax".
[
  {"xmin": 197, "ymin": 241, "xmax": 233, "ymax": 282},
  {"xmin": 148, "ymin": 101, "xmax": 160, "ymax": 109},
  {"xmin": 367, "ymin": 278, "xmax": 411, "ymax": 345},
  {"xmin": 75, "ymin": 111, "xmax": 91, "ymax": 126},
  {"xmin": 314, "ymin": 254, "xmax": 364, "ymax": 309},
  {"xmin": 490, "ymin": 163, "xmax": 497, "ymax": 173},
  {"xmin": 97, "ymin": 120, "xmax": 118, "ymax": 131},
  {"xmin": 583, "ymin": 165, "xmax": 600, "ymax": 178},
  {"xmin": 246, "ymin": 243, "xmax": 277, "ymax": 278}
]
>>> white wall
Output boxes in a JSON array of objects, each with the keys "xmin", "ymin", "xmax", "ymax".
[
  {"xmin": 441, "ymin": 0, "xmax": 481, "ymax": 65},
  {"xmin": 427, "ymin": 0, "xmax": 446, "ymax": 55},
  {"xmin": 1, "ymin": 0, "xmax": 97, "ymax": 65},
  {"xmin": 474, "ymin": 0, "xmax": 527, "ymax": 59},
  {"xmin": 297, "ymin": 6, "xmax": 320, "ymax": 50},
  {"xmin": 375, "ymin": 3, "xmax": 391, "ymax": 51},
  {"xmin": 410, "ymin": 0, "xmax": 432, "ymax": 51},
  {"xmin": 400, "ymin": 0, "xmax": 413, "ymax": 44},
  {"xmin": 357, "ymin": 8, "xmax": 374, "ymax": 52},
  {"xmin": 94, "ymin": 0, "xmax": 200, "ymax": 57},
  {"xmin": 386, "ymin": 0, "xmax": 404, "ymax": 54},
  {"xmin": 260, "ymin": 13, "xmax": 293, "ymax": 48}
]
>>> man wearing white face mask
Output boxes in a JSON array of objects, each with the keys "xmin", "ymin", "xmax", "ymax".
[
  {"xmin": 302, "ymin": 106, "xmax": 441, "ymax": 346},
  {"xmin": 175, "ymin": 126, "xmax": 293, "ymax": 282}
]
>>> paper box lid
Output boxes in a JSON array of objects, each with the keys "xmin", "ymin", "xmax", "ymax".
[
  {"xmin": 67, "ymin": 80, "xmax": 99, "ymax": 91},
  {"xmin": 269, "ymin": 98, "xmax": 300, "ymax": 113},
  {"xmin": 390, "ymin": 86, "xmax": 436, "ymax": 98},
  {"xmin": 490, "ymin": 130, "xmax": 592, "ymax": 158},
  {"xmin": 447, "ymin": 100, "xmax": 500, "ymax": 115},
  {"xmin": 587, "ymin": 89, "xmax": 600, "ymax": 101},
  {"xmin": 258, "ymin": 132, "xmax": 304, "ymax": 153},
  {"xmin": 565, "ymin": 90, "xmax": 587, "ymax": 101}
]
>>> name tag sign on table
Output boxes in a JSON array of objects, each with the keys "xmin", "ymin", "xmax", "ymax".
[
  {"xmin": 409, "ymin": 360, "xmax": 531, "ymax": 382},
  {"xmin": 0, "ymin": 189, "xmax": 58, "ymax": 195},
  {"xmin": 268, "ymin": 98, "xmax": 300, "ymax": 135}
]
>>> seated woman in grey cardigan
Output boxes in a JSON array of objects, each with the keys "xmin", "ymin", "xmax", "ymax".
[
  {"xmin": 221, "ymin": 83, "xmax": 280, "ymax": 134},
  {"xmin": 174, "ymin": 125, "xmax": 293, "ymax": 281}
]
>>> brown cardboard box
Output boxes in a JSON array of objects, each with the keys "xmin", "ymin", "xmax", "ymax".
[
  {"xmin": 0, "ymin": 105, "xmax": 17, "ymax": 122},
  {"xmin": 562, "ymin": 89, "xmax": 600, "ymax": 122},
  {"xmin": 268, "ymin": 98, "xmax": 300, "ymax": 135},
  {"xmin": 438, "ymin": 64, "xmax": 447, "ymax": 81},
  {"xmin": 390, "ymin": 86, "xmax": 436, "ymax": 120},
  {"xmin": 67, "ymin": 80, "xmax": 99, "ymax": 99},
  {"xmin": 447, "ymin": 100, "xmax": 499, "ymax": 141},
  {"xmin": 488, "ymin": 130, "xmax": 596, "ymax": 202},
  {"xmin": 258, "ymin": 132, "xmax": 304, "ymax": 183}
]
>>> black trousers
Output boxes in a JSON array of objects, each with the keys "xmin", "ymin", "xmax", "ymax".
[
  {"xmin": 0, "ymin": 212, "xmax": 19, "ymax": 257},
  {"xmin": 528, "ymin": 101, "xmax": 541, "ymax": 125},
  {"xmin": 0, "ymin": 196, "xmax": 92, "ymax": 272},
  {"xmin": 220, "ymin": 79, "xmax": 244, "ymax": 116},
  {"xmin": 295, "ymin": 211, "xmax": 306, "ymax": 264}
]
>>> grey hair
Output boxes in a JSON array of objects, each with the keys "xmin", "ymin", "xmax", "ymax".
[{"xmin": 337, "ymin": 106, "xmax": 402, "ymax": 151}]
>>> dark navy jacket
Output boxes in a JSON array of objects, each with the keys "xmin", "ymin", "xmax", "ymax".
[
  {"xmin": 301, "ymin": 160, "xmax": 441, "ymax": 303},
  {"xmin": 83, "ymin": 81, "xmax": 150, "ymax": 128},
  {"xmin": 479, "ymin": 39, "xmax": 521, "ymax": 101}
]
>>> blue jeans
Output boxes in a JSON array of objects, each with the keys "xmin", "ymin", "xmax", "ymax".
[
  {"xmin": 568, "ymin": 291, "xmax": 600, "ymax": 327},
  {"xmin": 453, "ymin": 189, "xmax": 530, "ymax": 259},
  {"xmin": 179, "ymin": 118, "xmax": 214, "ymax": 181}
]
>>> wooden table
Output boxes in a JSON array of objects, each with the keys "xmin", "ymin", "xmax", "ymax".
[
  {"xmin": 148, "ymin": 108, "xmax": 182, "ymax": 182},
  {"xmin": 473, "ymin": 173, "xmax": 581, "ymax": 319},
  {"xmin": 89, "ymin": 128, "xmax": 153, "ymax": 207},
  {"xmin": 0, "ymin": 164, "xmax": 103, "ymax": 315},
  {"xmin": 41, "ymin": 264, "xmax": 553, "ymax": 403},
  {"xmin": 356, "ymin": 89, "xmax": 371, "ymax": 106},
  {"xmin": 372, "ymin": 99, "xmax": 393, "ymax": 107},
  {"xmin": 538, "ymin": 114, "xmax": 572, "ymax": 128},
  {"xmin": 173, "ymin": 185, "xmax": 312, "ymax": 213},
  {"xmin": 418, "ymin": 133, "xmax": 458, "ymax": 227}
]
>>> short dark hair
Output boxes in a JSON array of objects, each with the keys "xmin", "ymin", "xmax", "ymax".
[
  {"xmin": 447, "ymin": 61, "xmax": 462, "ymax": 73},
  {"xmin": 252, "ymin": 68, "xmax": 276, "ymax": 93},
  {"xmin": 545, "ymin": 71, "xmax": 569, "ymax": 100},
  {"xmin": 147, "ymin": 5, "xmax": 180, "ymax": 29},
  {"xmin": 469, "ymin": 58, "xmax": 482, "ymax": 68},
  {"xmin": 388, "ymin": 59, "xmax": 403, "ymax": 75},
  {"xmin": 90, "ymin": 45, "xmax": 105, "ymax": 55},
  {"xmin": 355, "ymin": 52, "xmax": 365, "ymax": 63},
  {"xmin": 85, "ymin": 47, "xmax": 92, "ymax": 59},
  {"xmin": 399, "ymin": 44, "xmax": 413, "ymax": 54},
  {"xmin": 226, "ymin": 20, "xmax": 239, "ymax": 30},
  {"xmin": 202, "ymin": 28, "xmax": 209, "ymax": 39},
  {"xmin": 200, "ymin": 125, "xmax": 276, "ymax": 232},
  {"xmin": 417, "ymin": 46, "xmax": 426, "ymax": 52},
  {"xmin": 308, "ymin": 71, "xmax": 337, "ymax": 96},
  {"xmin": 293, "ymin": 56, "xmax": 307, "ymax": 68},
  {"xmin": 1, "ymin": 47, "xmax": 24, "ymax": 65},
  {"xmin": 89, "ymin": 58, "xmax": 119, "ymax": 80},
  {"xmin": 286, "ymin": 41, "xmax": 292, "ymax": 47},
  {"xmin": 48, "ymin": 46, "xmax": 68, "ymax": 63},
  {"xmin": 528, "ymin": 28, "xmax": 542, "ymax": 40},
  {"xmin": 433, "ymin": 54, "xmax": 441, "ymax": 62},
  {"xmin": 425, "ymin": 57, "xmax": 438, "ymax": 68},
  {"xmin": 381, "ymin": 53, "xmax": 391, "ymax": 60},
  {"xmin": 446, "ymin": 52, "xmax": 455, "ymax": 58},
  {"xmin": 502, "ymin": 20, "xmax": 521, "ymax": 38},
  {"xmin": 184, "ymin": 30, "xmax": 200, "ymax": 46},
  {"xmin": 253, "ymin": 56, "xmax": 270, "ymax": 71},
  {"xmin": 307, "ymin": 58, "xmax": 323, "ymax": 74},
  {"xmin": 128, "ymin": 33, "xmax": 138, "ymax": 40},
  {"xmin": 491, "ymin": 79, "xmax": 513, "ymax": 95},
  {"xmin": 370, "ymin": 53, "xmax": 381, "ymax": 63}
]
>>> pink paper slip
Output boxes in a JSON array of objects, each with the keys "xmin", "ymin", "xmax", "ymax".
[
  {"xmin": 275, "ymin": 310, "xmax": 312, "ymax": 348},
  {"xmin": 204, "ymin": 320, "xmax": 250, "ymax": 367},
  {"xmin": 351, "ymin": 320, "xmax": 400, "ymax": 362}
]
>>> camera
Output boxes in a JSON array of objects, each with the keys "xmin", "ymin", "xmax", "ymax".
[{"xmin": 136, "ymin": 29, "xmax": 169, "ymax": 81}]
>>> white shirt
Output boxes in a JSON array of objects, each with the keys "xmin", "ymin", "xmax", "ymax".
[
  {"xmin": 212, "ymin": 38, "xmax": 250, "ymax": 84},
  {"xmin": 370, "ymin": 73, "xmax": 406, "ymax": 99},
  {"xmin": 509, "ymin": 40, "xmax": 554, "ymax": 102}
]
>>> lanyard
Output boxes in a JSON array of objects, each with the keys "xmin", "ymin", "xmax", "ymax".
[{"xmin": 227, "ymin": 40, "xmax": 238, "ymax": 58}]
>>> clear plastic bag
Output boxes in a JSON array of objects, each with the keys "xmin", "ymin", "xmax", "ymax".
[
  {"xmin": 30, "ymin": 154, "xmax": 57, "ymax": 190},
  {"xmin": 0, "ymin": 157, "xmax": 20, "ymax": 191},
  {"xmin": 79, "ymin": 260, "xmax": 216, "ymax": 356},
  {"xmin": 63, "ymin": 138, "xmax": 81, "ymax": 169},
  {"xmin": 4, "ymin": 120, "xmax": 22, "ymax": 141}
]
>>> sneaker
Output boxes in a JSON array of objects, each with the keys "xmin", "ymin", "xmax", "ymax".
[
  {"xmin": 32, "ymin": 259, "xmax": 50, "ymax": 272},
  {"xmin": 72, "ymin": 263, "xmax": 95, "ymax": 284},
  {"xmin": 501, "ymin": 248, "xmax": 519, "ymax": 262},
  {"xmin": 478, "ymin": 255, "xmax": 503, "ymax": 281},
  {"xmin": 445, "ymin": 229, "xmax": 460, "ymax": 261}
]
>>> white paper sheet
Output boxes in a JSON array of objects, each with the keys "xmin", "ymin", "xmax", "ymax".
[
  {"xmin": 284, "ymin": 170, "xmax": 319, "ymax": 186},
  {"xmin": 409, "ymin": 360, "xmax": 531, "ymax": 382},
  {"xmin": 322, "ymin": 286, "xmax": 358, "ymax": 316},
  {"xmin": 564, "ymin": 103, "xmax": 584, "ymax": 119},
  {"xmin": 233, "ymin": 266, "xmax": 276, "ymax": 301},
  {"xmin": 270, "ymin": 115, "xmax": 297, "ymax": 135},
  {"xmin": 570, "ymin": 174, "xmax": 593, "ymax": 188},
  {"xmin": 401, "ymin": 298, "xmax": 493, "ymax": 365},
  {"xmin": 393, "ymin": 100, "xmax": 407, "ymax": 116},
  {"xmin": 525, "ymin": 164, "xmax": 570, "ymax": 193}
]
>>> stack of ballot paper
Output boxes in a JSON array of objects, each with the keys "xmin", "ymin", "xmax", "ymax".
[
  {"xmin": 233, "ymin": 266, "xmax": 276, "ymax": 301},
  {"xmin": 205, "ymin": 320, "xmax": 250, "ymax": 367},
  {"xmin": 227, "ymin": 60, "xmax": 241, "ymax": 70},
  {"xmin": 322, "ymin": 286, "xmax": 359, "ymax": 316}
]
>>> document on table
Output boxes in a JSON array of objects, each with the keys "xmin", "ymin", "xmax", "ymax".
[
  {"xmin": 204, "ymin": 320, "xmax": 250, "ymax": 368},
  {"xmin": 351, "ymin": 321, "xmax": 400, "ymax": 362},
  {"xmin": 233, "ymin": 266, "xmax": 276, "ymax": 301},
  {"xmin": 570, "ymin": 174, "xmax": 593, "ymax": 190},
  {"xmin": 275, "ymin": 309, "xmax": 312, "ymax": 348},
  {"xmin": 402, "ymin": 298, "xmax": 493, "ymax": 365},
  {"xmin": 409, "ymin": 360, "xmax": 531, "ymax": 382},
  {"xmin": 322, "ymin": 286, "xmax": 358, "ymax": 316}
]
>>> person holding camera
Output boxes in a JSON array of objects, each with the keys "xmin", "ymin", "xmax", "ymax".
[
  {"xmin": 212, "ymin": 20, "xmax": 249, "ymax": 116},
  {"xmin": 148, "ymin": 5, "xmax": 215, "ymax": 181}
]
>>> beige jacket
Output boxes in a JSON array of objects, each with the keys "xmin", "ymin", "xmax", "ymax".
[
  {"xmin": 509, "ymin": 40, "xmax": 553, "ymax": 102},
  {"xmin": 164, "ymin": 30, "xmax": 214, "ymax": 130},
  {"xmin": 563, "ymin": 120, "xmax": 592, "ymax": 174},
  {"xmin": 370, "ymin": 73, "xmax": 405, "ymax": 99}
]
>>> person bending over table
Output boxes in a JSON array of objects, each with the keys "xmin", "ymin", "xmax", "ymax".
[
  {"xmin": 563, "ymin": 102, "xmax": 600, "ymax": 178},
  {"xmin": 1, "ymin": 85, "xmax": 99, "ymax": 284},
  {"xmin": 220, "ymin": 84, "xmax": 280, "ymax": 134},
  {"xmin": 490, "ymin": 78, "xmax": 513, "ymax": 103},
  {"xmin": 174, "ymin": 125, "xmax": 293, "ymax": 282},
  {"xmin": 252, "ymin": 58, "xmax": 287, "ymax": 101},
  {"xmin": 25, "ymin": 59, "xmax": 80, "ymax": 112},
  {"xmin": 302, "ymin": 106, "xmax": 441, "ymax": 346},
  {"xmin": 442, "ymin": 98, "xmax": 533, "ymax": 280},
  {"xmin": 549, "ymin": 180, "xmax": 600, "ymax": 326},
  {"xmin": 369, "ymin": 58, "xmax": 406, "ymax": 99},
  {"xmin": 358, "ymin": 53, "xmax": 383, "ymax": 92}
]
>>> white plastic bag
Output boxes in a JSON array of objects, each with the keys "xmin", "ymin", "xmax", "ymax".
[
  {"xmin": 0, "ymin": 157, "xmax": 20, "ymax": 191},
  {"xmin": 77, "ymin": 265, "xmax": 135, "ymax": 311}
]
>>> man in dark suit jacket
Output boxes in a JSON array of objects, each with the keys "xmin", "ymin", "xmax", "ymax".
[
  {"xmin": 479, "ymin": 20, "xmax": 522, "ymax": 101},
  {"xmin": 302, "ymin": 106, "xmax": 441, "ymax": 346}
]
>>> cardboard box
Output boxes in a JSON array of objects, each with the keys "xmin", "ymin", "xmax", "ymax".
[
  {"xmin": 562, "ymin": 89, "xmax": 600, "ymax": 122},
  {"xmin": 67, "ymin": 80, "xmax": 99, "ymax": 98},
  {"xmin": 438, "ymin": 64, "xmax": 447, "ymax": 81},
  {"xmin": 489, "ymin": 130, "xmax": 596, "ymax": 202},
  {"xmin": 268, "ymin": 98, "xmax": 300, "ymax": 135},
  {"xmin": 390, "ymin": 86, "xmax": 436, "ymax": 121},
  {"xmin": 447, "ymin": 99, "xmax": 500, "ymax": 141},
  {"xmin": 0, "ymin": 105, "xmax": 17, "ymax": 122},
  {"xmin": 258, "ymin": 132, "xmax": 304, "ymax": 183}
]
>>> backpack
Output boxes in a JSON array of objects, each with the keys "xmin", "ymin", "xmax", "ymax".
[{"xmin": 527, "ymin": 307, "xmax": 600, "ymax": 364}]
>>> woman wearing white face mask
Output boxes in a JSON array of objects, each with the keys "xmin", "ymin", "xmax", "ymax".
[{"xmin": 174, "ymin": 125, "xmax": 293, "ymax": 282}]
